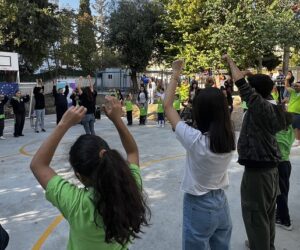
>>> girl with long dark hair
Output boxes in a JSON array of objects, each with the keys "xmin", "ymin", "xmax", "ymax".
[
  {"xmin": 30, "ymin": 99, "xmax": 150, "ymax": 249},
  {"xmin": 164, "ymin": 60, "xmax": 235, "ymax": 250}
]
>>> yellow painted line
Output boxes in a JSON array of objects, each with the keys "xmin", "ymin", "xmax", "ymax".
[
  {"xmin": 141, "ymin": 154, "xmax": 186, "ymax": 168},
  {"xmin": 19, "ymin": 141, "xmax": 71, "ymax": 157},
  {"xmin": 19, "ymin": 141, "xmax": 40, "ymax": 157},
  {"xmin": 32, "ymin": 215, "xmax": 64, "ymax": 250},
  {"xmin": 31, "ymin": 154, "xmax": 185, "ymax": 250}
]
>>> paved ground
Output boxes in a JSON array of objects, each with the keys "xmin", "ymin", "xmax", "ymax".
[{"xmin": 0, "ymin": 114, "xmax": 300, "ymax": 250}]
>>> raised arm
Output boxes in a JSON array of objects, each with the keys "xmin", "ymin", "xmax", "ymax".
[
  {"xmin": 103, "ymin": 96, "xmax": 139, "ymax": 166},
  {"xmin": 64, "ymin": 85, "xmax": 69, "ymax": 96},
  {"xmin": 163, "ymin": 60, "xmax": 184, "ymax": 130},
  {"xmin": 87, "ymin": 75, "xmax": 94, "ymax": 92},
  {"xmin": 52, "ymin": 80, "xmax": 57, "ymax": 97},
  {"xmin": 77, "ymin": 76, "xmax": 83, "ymax": 95},
  {"xmin": 285, "ymin": 74, "xmax": 293, "ymax": 93},
  {"xmin": 30, "ymin": 106, "xmax": 87, "ymax": 189},
  {"xmin": 222, "ymin": 54, "xmax": 244, "ymax": 82},
  {"xmin": 222, "ymin": 54, "xmax": 254, "ymax": 104}
]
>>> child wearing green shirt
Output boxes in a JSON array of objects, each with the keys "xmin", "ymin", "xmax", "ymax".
[
  {"xmin": 30, "ymin": 100, "xmax": 150, "ymax": 250},
  {"xmin": 275, "ymin": 112, "xmax": 295, "ymax": 231},
  {"xmin": 157, "ymin": 97, "xmax": 165, "ymax": 127},
  {"xmin": 124, "ymin": 94, "xmax": 133, "ymax": 125},
  {"xmin": 173, "ymin": 94, "xmax": 181, "ymax": 115},
  {"xmin": 139, "ymin": 103, "xmax": 147, "ymax": 125}
]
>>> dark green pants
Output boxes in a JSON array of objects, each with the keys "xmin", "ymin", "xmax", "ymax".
[{"xmin": 241, "ymin": 167, "xmax": 279, "ymax": 250}]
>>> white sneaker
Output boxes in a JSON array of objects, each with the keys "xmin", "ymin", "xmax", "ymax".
[
  {"xmin": 156, "ymin": 122, "xmax": 160, "ymax": 128},
  {"xmin": 162, "ymin": 123, "xmax": 165, "ymax": 128},
  {"xmin": 0, "ymin": 136, "xmax": 6, "ymax": 140}
]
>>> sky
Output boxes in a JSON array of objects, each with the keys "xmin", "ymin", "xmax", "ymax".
[{"xmin": 60, "ymin": 0, "xmax": 96, "ymax": 10}]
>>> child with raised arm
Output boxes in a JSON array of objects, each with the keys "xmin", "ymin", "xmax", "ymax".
[
  {"xmin": 30, "ymin": 99, "xmax": 150, "ymax": 250},
  {"xmin": 223, "ymin": 54, "xmax": 286, "ymax": 250},
  {"xmin": 164, "ymin": 60, "xmax": 235, "ymax": 250}
]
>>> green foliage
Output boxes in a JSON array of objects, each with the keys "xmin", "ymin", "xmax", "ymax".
[
  {"xmin": 0, "ymin": 0, "xmax": 60, "ymax": 73},
  {"xmin": 57, "ymin": 9, "xmax": 78, "ymax": 69},
  {"xmin": 107, "ymin": 0, "xmax": 163, "ymax": 89},
  {"xmin": 161, "ymin": 0, "xmax": 300, "ymax": 72},
  {"xmin": 77, "ymin": 0, "xmax": 98, "ymax": 74}
]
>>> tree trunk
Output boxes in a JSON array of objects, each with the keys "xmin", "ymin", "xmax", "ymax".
[
  {"xmin": 257, "ymin": 56, "xmax": 263, "ymax": 73},
  {"xmin": 130, "ymin": 69, "xmax": 138, "ymax": 93},
  {"xmin": 282, "ymin": 45, "xmax": 290, "ymax": 75}
]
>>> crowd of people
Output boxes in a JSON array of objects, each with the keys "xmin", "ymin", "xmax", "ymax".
[{"xmin": 0, "ymin": 54, "xmax": 300, "ymax": 250}]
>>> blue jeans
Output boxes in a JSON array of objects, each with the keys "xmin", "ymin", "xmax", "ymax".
[
  {"xmin": 183, "ymin": 190, "xmax": 232, "ymax": 250},
  {"xmin": 82, "ymin": 113, "xmax": 95, "ymax": 135}
]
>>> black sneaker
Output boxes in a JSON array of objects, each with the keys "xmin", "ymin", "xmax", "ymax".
[
  {"xmin": 35, "ymin": 130, "xmax": 39, "ymax": 133},
  {"xmin": 276, "ymin": 221, "xmax": 293, "ymax": 231},
  {"xmin": 19, "ymin": 134, "xmax": 24, "ymax": 136},
  {"xmin": 41, "ymin": 129, "xmax": 46, "ymax": 132}
]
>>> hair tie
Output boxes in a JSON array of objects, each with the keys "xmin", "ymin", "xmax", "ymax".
[{"xmin": 99, "ymin": 149, "xmax": 107, "ymax": 158}]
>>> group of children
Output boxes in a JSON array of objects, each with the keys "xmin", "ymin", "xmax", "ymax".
[{"xmin": 123, "ymin": 88, "xmax": 181, "ymax": 127}]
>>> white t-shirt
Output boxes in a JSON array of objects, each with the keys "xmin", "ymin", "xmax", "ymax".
[
  {"xmin": 175, "ymin": 121, "xmax": 233, "ymax": 195},
  {"xmin": 138, "ymin": 92, "xmax": 146, "ymax": 104}
]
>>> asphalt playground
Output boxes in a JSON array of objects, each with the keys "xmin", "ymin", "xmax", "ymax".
[{"xmin": 0, "ymin": 114, "xmax": 300, "ymax": 250}]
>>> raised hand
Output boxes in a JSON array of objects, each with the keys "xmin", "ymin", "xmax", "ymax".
[
  {"xmin": 172, "ymin": 60, "xmax": 184, "ymax": 75},
  {"xmin": 103, "ymin": 95, "xmax": 122, "ymax": 122},
  {"xmin": 59, "ymin": 106, "xmax": 86, "ymax": 128},
  {"xmin": 222, "ymin": 54, "xmax": 230, "ymax": 61}
]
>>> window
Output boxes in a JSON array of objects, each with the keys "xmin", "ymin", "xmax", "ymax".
[{"xmin": 108, "ymin": 74, "xmax": 113, "ymax": 79}]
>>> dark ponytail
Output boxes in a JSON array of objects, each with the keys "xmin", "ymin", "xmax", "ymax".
[{"xmin": 69, "ymin": 135, "xmax": 150, "ymax": 246}]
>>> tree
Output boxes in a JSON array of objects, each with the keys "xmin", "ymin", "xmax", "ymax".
[
  {"xmin": 0, "ymin": 0, "xmax": 60, "ymax": 74},
  {"xmin": 77, "ymin": 0, "xmax": 98, "ymax": 74},
  {"xmin": 107, "ymin": 0, "xmax": 163, "ymax": 90},
  {"xmin": 56, "ymin": 9, "xmax": 79, "ymax": 69},
  {"xmin": 161, "ymin": 0, "xmax": 300, "ymax": 73}
]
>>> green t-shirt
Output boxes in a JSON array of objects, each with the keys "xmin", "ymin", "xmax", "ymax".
[
  {"xmin": 140, "ymin": 106, "xmax": 147, "ymax": 116},
  {"xmin": 173, "ymin": 99, "xmax": 181, "ymax": 111},
  {"xmin": 241, "ymin": 101, "xmax": 248, "ymax": 110},
  {"xmin": 271, "ymin": 92, "xmax": 279, "ymax": 102},
  {"xmin": 276, "ymin": 125, "xmax": 295, "ymax": 161},
  {"xmin": 288, "ymin": 89, "xmax": 300, "ymax": 114},
  {"xmin": 125, "ymin": 100, "xmax": 133, "ymax": 112},
  {"xmin": 157, "ymin": 100, "xmax": 164, "ymax": 113},
  {"xmin": 46, "ymin": 164, "xmax": 142, "ymax": 250}
]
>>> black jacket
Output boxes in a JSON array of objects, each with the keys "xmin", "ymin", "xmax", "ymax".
[
  {"xmin": 53, "ymin": 85, "xmax": 69, "ymax": 111},
  {"xmin": 236, "ymin": 78, "xmax": 285, "ymax": 167},
  {"xmin": 79, "ymin": 90, "xmax": 97, "ymax": 114},
  {"xmin": 10, "ymin": 95, "xmax": 30, "ymax": 114},
  {"xmin": 33, "ymin": 86, "xmax": 45, "ymax": 109},
  {"xmin": 0, "ymin": 96, "xmax": 9, "ymax": 116}
]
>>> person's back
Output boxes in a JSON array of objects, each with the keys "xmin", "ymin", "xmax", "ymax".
[
  {"xmin": 164, "ymin": 60, "xmax": 235, "ymax": 250},
  {"xmin": 46, "ymin": 163, "xmax": 141, "ymax": 250},
  {"xmin": 235, "ymin": 74, "xmax": 285, "ymax": 166},
  {"xmin": 223, "ymin": 54, "xmax": 286, "ymax": 250},
  {"xmin": 30, "ymin": 100, "xmax": 150, "ymax": 250}
]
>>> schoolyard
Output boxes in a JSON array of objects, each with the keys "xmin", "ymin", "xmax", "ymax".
[{"xmin": 0, "ymin": 113, "xmax": 299, "ymax": 250}]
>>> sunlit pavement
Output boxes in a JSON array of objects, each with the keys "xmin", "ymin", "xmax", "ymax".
[{"xmin": 0, "ymin": 115, "xmax": 299, "ymax": 250}]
